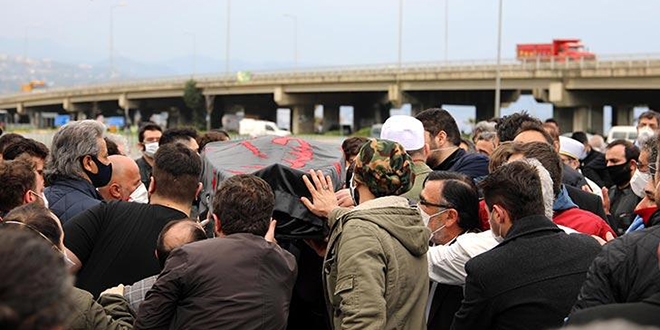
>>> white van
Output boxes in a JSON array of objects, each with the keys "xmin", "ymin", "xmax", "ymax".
[
  {"xmin": 239, "ymin": 118, "xmax": 291, "ymax": 137},
  {"xmin": 607, "ymin": 126, "xmax": 637, "ymax": 143}
]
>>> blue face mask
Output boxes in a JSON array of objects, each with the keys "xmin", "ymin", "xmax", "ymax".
[{"xmin": 83, "ymin": 155, "xmax": 113, "ymax": 188}]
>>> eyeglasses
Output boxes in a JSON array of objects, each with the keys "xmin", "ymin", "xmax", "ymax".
[{"xmin": 418, "ymin": 196, "xmax": 453, "ymax": 209}]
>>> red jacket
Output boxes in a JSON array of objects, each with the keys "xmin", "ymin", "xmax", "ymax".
[{"xmin": 553, "ymin": 207, "xmax": 616, "ymax": 240}]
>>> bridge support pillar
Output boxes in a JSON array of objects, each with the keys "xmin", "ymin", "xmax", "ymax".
[
  {"xmin": 476, "ymin": 103, "xmax": 495, "ymax": 122},
  {"xmin": 553, "ymin": 106, "xmax": 604, "ymax": 135},
  {"xmin": 353, "ymin": 101, "xmax": 388, "ymax": 131},
  {"xmin": 553, "ymin": 107, "xmax": 575, "ymax": 133},
  {"xmin": 292, "ymin": 104, "xmax": 315, "ymax": 134},
  {"xmin": 323, "ymin": 106, "xmax": 340, "ymax": 132},
  {"xmin": 612, "ymin": 106, "xmax": 635, "ymax": 126}
]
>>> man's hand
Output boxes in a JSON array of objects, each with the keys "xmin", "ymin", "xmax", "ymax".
[
  {"xmin": 304, "ymin": 238, "xmax": 329, "ymax": 258},
  {"xmin": 335, "ymin": 188, "xmax": 355, "ymax": 208},
  {"xmin": 591, "ymin": 232, "xmax": 615, "ymax": 246},
  {"xmin": 301, "ymin": 170, "xmax": 339, "ymax": 218},
  {"xmin": 601, "ymin": 187, "xmax": 611, "ymax": 215},
  {"xmin": 100, "ymin": 284, "xmax": 124, "ymax": 297}
]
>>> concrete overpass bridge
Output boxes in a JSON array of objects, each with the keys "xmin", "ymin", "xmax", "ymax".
[{"xmin": 1, "ymin": 54, "xmax": 660, "ymax": 134}]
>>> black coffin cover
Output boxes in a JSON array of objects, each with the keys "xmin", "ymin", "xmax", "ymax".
[{"xmin": 200, "ymin": 136, "xmax": 344, "ymax": 239}]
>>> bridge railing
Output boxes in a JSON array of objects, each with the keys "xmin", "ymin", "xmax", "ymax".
[{"xmin": 5, "ymin": 53, "xmax": 660, "ymax": 98}]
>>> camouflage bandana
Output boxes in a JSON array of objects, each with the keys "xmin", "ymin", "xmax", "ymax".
[{"xmin": 353, "ymin": 139, "xmax": 414, "ymax": 197}]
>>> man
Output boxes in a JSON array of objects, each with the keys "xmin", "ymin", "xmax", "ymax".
[
  {"xmin": 0, "ymin": 156, "xmax": 43, "ymax": 219},
  {"xmin": 64, "ymin": 143, "xmax": 202, "ymax": 297},
  {"xmin": 545, "ymin": 118, "xmax": 560, "ymax": 134},
  {"xmin": 416, "ymin": 108, "xmax": 489, "ymax": 179},
  {"xmin": 420, "ymin": 171, "xmax": 480, "ymax": 330},
  {"xmin": 451, "ymin": 160, "xmax": 601, "ymax": 330},
  {"xmin": 0, "ymin": 132, "xmax": 24, "ymax": 161},
  {"xmin": 105, "ymin": 133, "xmax": 129, "ymax": 156},
  {"xmin": 630, "ymin": 135, "xmax": 657, "ymax": 200},
  {"xmin": 505, "ymin": 142, "xmax": 615, "ymax": 239},
  {"xmin": 513, "ymin": 123, "xmax": 609, "ymax": 221},
  {"xmin": 135, "ymin": 175, "xmax": 297, "ymax": 329},
  {"xmin": 123, "ymin": 218, "xmax": 207, "ymax": 313},
  {"xmin": 474, "ymin": 131, "xmax": 497, "ymax": 156},
  {"xmin": 380, "ymin": 115, "xmax": 432, "ymax": 203},
  {"xmin": 97, "ymin": 155, "xmax": 148, "ymax": 203},
  {"xmin": 572, "ymin": 131, "xmax": 612, "ymax": 188},
  {"xmin": 302, "ymin": 139, "xmax": 430, "ymax": 330},
  {"xmin": 159, "ymin": 127, "xmax": 199, "ymax": 152},
  {"xmin": 566, "ymin": 243, "xmax": 660, "ymax": 327},
  {"xmin": 135, "ymin": 122, "xmax": 162, "ymax": 188},
  {"xmin": 0, "ymin": 230, "xmax": 74, "ymax": 330},
  {"xmin": 2, "ymin": 138, "xmax": 49, "ymax": 197},
  {"xmin": 499, "ymin": 112, "xmax": 590, "ymax": 189},
  {"xmin": 635, "ymin": 110, "xmax": 660, "ymax": 145},
  {"xmin": 605, "ymin": 139, "xmax": 641, "ymax": 234},
  {"xmin": 559, "ymin": 136, "xmax": 602, "ymax": 197},
  {"xmin": 45, "ymin": 120, "xmax": 112, "ymax": 224},
  {"xmin": 572, "ymin": 136, "xmax": 660, "ymax": 312}
]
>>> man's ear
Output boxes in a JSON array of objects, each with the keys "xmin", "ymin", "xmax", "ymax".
[
  {"xmin": 630, "ymin": 159, "xmax": 638, "ymax": 172},
  {"xmin": 148, "ymin": 176, "xmax": 156, "ymax": 195},
  {"xmin": 436, "ymin": 131, "xmax": 448, "ymax": 146},
  {"xmin": 23, "ymin": 190, "xmax": 35, "ymax": 205},
  {"xmin": 195, "ymin": 183, "xmax": 203, "ymax": 200},
  {"xmin": 445, "ymin": 208, "xmax": 459, "ymax": 227},
  {"xmin": 423, "ymin": 143, "xmax": 431, "ymax": 158},
  {"xmin": 81, "ymin": 154, "xmax": 98, "ymax": 173},
  {"xmin": 493, "ymin": 204, "xmax": 510, "ymax": 225},
  {"xmin": 213, "ymin": 213, "xmax": 224, "ymax": 237},
  {"xmin": 109, "ymin": 183, "xmax": 122, "ymax": 200}
]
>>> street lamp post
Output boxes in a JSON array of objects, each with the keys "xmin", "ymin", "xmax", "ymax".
[
  {"xmin": 184, "ymin": 31, "xmax": 197, "ymax": 77},
  {"xmin": 444, "ymin": 0, "xmax": 449, "ymax": 63},
  {"xmin": 494, "ymin": 0, "xmax": 503, "ymax": 118},
  {"xmin": 109, "ymin": 2, "xmax": 127, "ymax": 79},
  {"xmin": 283, "ymin": 14, "xmax": 298, "ymax": 68},
  {"xmin": 225, "ymin": 0, "xmax": 231, "ymax": 74},
  {"xmin": 397, "ymin": 0, "xmax": 403, "ymax": 70}
]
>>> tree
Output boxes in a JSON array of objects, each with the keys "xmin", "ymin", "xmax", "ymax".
[{"xmin": 182, "ymin": 79, "xmax": 205, "ymax": 128}]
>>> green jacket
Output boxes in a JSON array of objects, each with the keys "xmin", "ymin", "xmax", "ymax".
[
  {"xmin": 324, "ymin": 196, "xmax": 430, "ymax": 330},
  {"xmin": 66, "ymin": 289, "xmax": 135, "ymax": 330},
  {"xmin": 401, "ymin": 160, "xmax": 432, "ymax": 203}
]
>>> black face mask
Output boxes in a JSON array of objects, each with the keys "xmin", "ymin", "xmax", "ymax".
[
  {"xmin": 607, "ymin": 162, "xmax": 632, "ymax": 187},
  {"xmin": 82, "ymin": 155, "xmax": 113, "ymax": 188}
]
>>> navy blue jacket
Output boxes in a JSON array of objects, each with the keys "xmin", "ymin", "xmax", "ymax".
[
  {"xmin": 45, "ymin": 178, "xmax": 103, "ymax": 224},
  {"xmin": 434, "ymin": 148, "xmax": 489, "ymax": 179}
]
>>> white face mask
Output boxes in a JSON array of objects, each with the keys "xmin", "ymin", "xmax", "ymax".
[
  {"xmin": 630, "ymin": 169, "xmax": 651, "ymax": 199},
  {"xmin": 638, "ymin": 126, "xmax": 655, "ymax": 143},
  {"xmin": 128, "ymin": 183, "xmax": 149, "ymax": 203},
  {"xmin": 418, "ymin": 204, "xmax": 448, "ymax": 227},
  {"xmin": 144, "ymin": 142, "xmax": 159, "ymax": 158},
  {"xmin": 42, "ymin": 192, "xmax": 49, "ymax": 209}
]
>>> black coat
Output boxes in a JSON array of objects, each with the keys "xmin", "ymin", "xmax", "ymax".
[
  {"xmin": 566, "ymin": 292, "xmax": 660, "ymax": 327},
  {"xmin": 565, "ymin": 185, "xmax": 608, "ymax": 221},
  {"xmin": 572, "ymin": 212, "xmax": 660, "ymax": 312},
  {"xmin": 451, "ymin": 215, "xmax": 602, "ymax": 330},
  {"xmin": 581, "ymin": 150, "xmax": 613, "ymax": 188},
  {"xmin": 562, "ymin": 163, "xmax": 589, "ymax": 189}
]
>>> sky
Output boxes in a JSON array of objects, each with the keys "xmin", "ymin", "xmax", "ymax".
[{"xmin": 1, "ymin": 0, "xmax": 658, "ymax": 131}]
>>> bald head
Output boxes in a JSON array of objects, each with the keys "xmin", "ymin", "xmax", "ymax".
[
  {"xmin": 156, "ymin": 219, "xmax": 207, "ymax": 268},
  {"xmin": 98, "ymin": 155, "xmax": 141, "ymax": 201}
]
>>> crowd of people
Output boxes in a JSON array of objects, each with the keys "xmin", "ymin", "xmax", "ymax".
[{"xmin": 1, "ymin": 108, "xmax": 660, "ymax": 330}]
